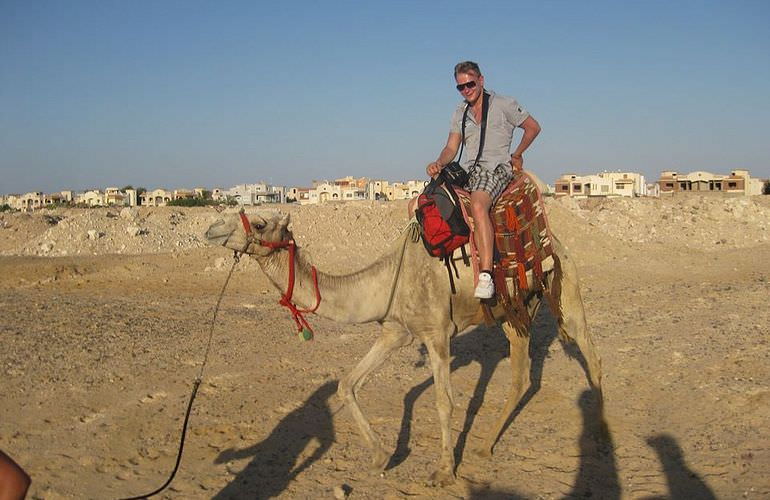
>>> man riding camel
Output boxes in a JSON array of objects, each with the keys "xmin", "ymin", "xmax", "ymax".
[{"xmin": 424, "ymin": 60, "xmax": 541, "ymax": 299}]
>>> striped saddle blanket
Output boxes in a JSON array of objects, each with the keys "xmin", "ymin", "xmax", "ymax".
[{"xmin": 456, "ymin": 170, "xmax": 554, "ymax": 300}]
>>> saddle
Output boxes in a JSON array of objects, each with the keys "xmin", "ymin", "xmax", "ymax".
[{"xmin": 455, "ymin": 170, "xmax": 554, "ymax": 330}]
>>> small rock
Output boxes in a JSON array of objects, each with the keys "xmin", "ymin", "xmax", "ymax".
[
  {"xmin": 120, "ymin": 207, "xmax": 139, "ymax": 220},
  {"xmin": 333, "ymin": 485, "xmax": 348, "ymax": 500},
  {"xmin": 126, "ymin": 226, "xmax": 141, "ymax": 237},
  {"xmin": 87, "ymin": 230, "xmax": 102, "ymax": 240}
]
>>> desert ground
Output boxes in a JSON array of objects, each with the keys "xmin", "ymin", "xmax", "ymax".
[{"xmin": 1, "ymin": 194, "xmax": 768, "ymax": 499}]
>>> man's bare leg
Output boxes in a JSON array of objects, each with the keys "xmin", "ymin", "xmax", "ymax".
[{"xmin": 469, "ymin": 190, "xmax": 493, "ymax": 270}]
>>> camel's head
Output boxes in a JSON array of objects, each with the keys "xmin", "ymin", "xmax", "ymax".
[{"xmin": 205, "ymin": 210, "xmax": 292, "ymax": 256}]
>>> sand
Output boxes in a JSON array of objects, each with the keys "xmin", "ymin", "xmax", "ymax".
[{"xmin": 1, "ymin": 195, "xmax": 768, "ymax": 499}]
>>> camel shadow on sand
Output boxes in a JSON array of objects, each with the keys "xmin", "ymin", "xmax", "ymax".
[{"xmin": 212, "ymin": 381, "xmax": 337, "ymax": 500}]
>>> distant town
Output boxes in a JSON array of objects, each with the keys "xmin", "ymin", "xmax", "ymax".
[{"xmin": 2, "ymin": 168, "xmax": 768, "ymax": 212}]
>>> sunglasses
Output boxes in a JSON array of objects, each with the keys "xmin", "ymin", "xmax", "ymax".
[{"xmin": 455, "ymin": 80, "xmax": 477, "ymax": 92}]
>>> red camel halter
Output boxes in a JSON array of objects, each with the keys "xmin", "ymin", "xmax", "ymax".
[{"xmin": 239, "ymin": 211, "xmax": 321, "ymax": 339}]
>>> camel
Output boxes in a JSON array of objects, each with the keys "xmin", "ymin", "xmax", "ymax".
[{"xmin": 204, "ymin": 203, "xmax": 603, "ymax": 486}]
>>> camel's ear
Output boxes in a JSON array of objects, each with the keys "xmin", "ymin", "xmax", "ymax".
[{"xmin": 279, "ymin": 213, "xmax": 290, "ymax": 228}]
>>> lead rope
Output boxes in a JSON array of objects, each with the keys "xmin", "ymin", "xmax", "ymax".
[
  {"xmin": 381, "ymin": 221, "xmax": 420, "ymax": 319},
  {"xmin": 119, "ymin": 252, "xmax": 240, "ymax": 500}
]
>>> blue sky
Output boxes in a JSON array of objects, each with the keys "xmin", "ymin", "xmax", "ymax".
[{"xmin": 1, "ymin": 0, "xmax": 768, "ymax": 193}]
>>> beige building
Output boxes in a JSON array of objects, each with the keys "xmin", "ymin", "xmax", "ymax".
[
  {"xmin": 1, "ymin": 194, "xmax": 20, "ymax": 209},
  {"xmin": 657, "ymin": 169, "xmax": 764, "ymax": 196},
  {"xmin": 555, "ymin": 171, "xmax": 646, "ymax": 198},
  {"xmin": 298, "ymin": 176, "xmax": 368, "ymax": 205},
  {"xmin": 104, "ymin": 187, "xmax": 138, "ymax": 206},
  {"xmin": 77, "ymin": 190, "xmax": 105, "ymax": 206},
  {"xmin": 139, "ymin": 188, "xmax": 209, "ymax": 206},
  {"xmin": 368, "ymin": 179, "xmax": 423, "ymax": 201},
  {"xmin": 11, "ymin": 191, "xmax": 76, "ymax": 211},
  {"xmin": 285, "ymin": 187, "xmax": 310, "ymax": 203},
  {"xmin": 18, "ymin": 192, "xmax": 46, "ymax": 211},
  {"xmin": 140, "ymin": 188, "xmax": 173, "ymax": 206}
]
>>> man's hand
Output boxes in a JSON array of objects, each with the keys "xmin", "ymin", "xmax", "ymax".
[
  {"xmin": 511, "ymin": 154, "xmax": 523, "ymax": 172},
  {"xmin": 426, "ymin": 161, "xmax": 443, "ymax": 178}
]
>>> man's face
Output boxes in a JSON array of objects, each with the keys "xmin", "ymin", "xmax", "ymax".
[{"xmin": 455, "ymin": 71, "xmax": 484, "ymax": 104}]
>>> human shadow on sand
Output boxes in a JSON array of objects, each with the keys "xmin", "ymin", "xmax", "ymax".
[
  {"xmin": 389, "ymin": 302, "xmax": 600, "ymax": 471},
  {"xmin": 645, "ymin": 433, "xmax": 716, "ymax": 500},
  {"xmin": 566, "ymin": 389, "xmax": 620, "ymax": 499},
  {"xmin": 212, "ymin": 380, "xmax": 337, "ymax": 500}
]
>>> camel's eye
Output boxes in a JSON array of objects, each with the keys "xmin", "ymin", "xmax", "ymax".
[{"xmin": 255, "ymin": 222, "xmax": 266, "ymax": 231}]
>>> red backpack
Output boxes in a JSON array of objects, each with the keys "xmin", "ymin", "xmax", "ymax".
[{"xmin": 415, "ymin": 174, "xmax": 470, "ymax": 293}]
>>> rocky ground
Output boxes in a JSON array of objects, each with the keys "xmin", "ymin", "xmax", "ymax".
[{"xmin": 1, "ymin": 194, "xmax": 768, "ymax": 499}]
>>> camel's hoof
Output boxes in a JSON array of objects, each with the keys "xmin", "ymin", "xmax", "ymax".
[
  {"xmin": 473, "ymin": 446, "xmax": 492, "ymax": 459},
  {"xmin": 428, "ymin": 469, "xmax": 456, "ymax": 487},
  {"xmin": 369, "ymin": 448, "xmax": 389, "ymax": 472}
]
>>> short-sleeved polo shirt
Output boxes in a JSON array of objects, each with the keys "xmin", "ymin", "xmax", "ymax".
[{"xmin": 450, "ymin": 90, "xmax": 529, "ymax": 172}]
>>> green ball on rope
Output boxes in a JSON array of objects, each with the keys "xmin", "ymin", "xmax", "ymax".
[{"xmin": 298, "ymin": 328, "xmax": 313, "ymax": 341}]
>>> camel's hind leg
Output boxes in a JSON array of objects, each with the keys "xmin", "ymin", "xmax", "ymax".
[
  {"xmin": 475, "ymin": 322, "xmax": 531, "ymax": 457},
  {"xmin": 552, "ymin": 251, "xmax": 603, "ymax": 397},
  {"xmin": 337, "ymin": 321, "xmax": 412, "ymax": 471}
]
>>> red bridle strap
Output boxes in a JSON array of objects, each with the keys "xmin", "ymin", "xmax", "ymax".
[{"xmin": 239, "ymin": 210, "xmax": 321, "ymax": 335}]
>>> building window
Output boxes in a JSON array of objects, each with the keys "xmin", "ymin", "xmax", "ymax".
[
  {"xmin": 560, "ymin": 185, "xmax": 569, "ymax": 191},
  {"xmin": 728, "ymin": 182, "xmax": 737, "ymax": 188},
  {"xmin": 573, "ymin": 184, "xmax": 582, "ymax": 192}
]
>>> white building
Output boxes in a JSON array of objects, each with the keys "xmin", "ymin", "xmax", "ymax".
[
  {"xmin": 215, "ymin": 183, "xmax": 285, "ymax": 205},
  {"xmin": 555, "ymin": 171, "xmax": 647, "ymax": 198}
]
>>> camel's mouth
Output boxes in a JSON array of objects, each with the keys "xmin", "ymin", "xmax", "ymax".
[{"xmin": 205, "ymin": 219, "xmax": 235, "ymax": 246}]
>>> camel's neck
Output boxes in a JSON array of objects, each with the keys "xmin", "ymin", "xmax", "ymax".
[{"xmin": 256, "ymin": 241, "xmax": 402, "ymax": 324}]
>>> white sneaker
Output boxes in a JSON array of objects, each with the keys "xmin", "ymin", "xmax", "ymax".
[{"xmin": 474, "ymin": 272, "xmax": 495, "ymax": 299}]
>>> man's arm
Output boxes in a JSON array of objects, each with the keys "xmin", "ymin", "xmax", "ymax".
[
  {"xmin": 427, "ymin": 132, "xmax": 462, "ymax": 177},
  {"xmin": 511, "ymin": 115, "xmax": 541, "ymax": 171}
]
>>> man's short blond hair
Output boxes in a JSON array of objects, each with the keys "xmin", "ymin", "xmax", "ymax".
[{"xmin": 454, "ymin": 61, "xmax": 481, "ymax": 78}]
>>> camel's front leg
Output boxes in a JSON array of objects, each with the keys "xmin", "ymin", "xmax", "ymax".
[
  {"xmin": 423, "ymin": 332, "xmax": 455, "ymax": 486},
  {"xmin": 337, "ymin": 322, "xmax": 412, "ymax": 471}
]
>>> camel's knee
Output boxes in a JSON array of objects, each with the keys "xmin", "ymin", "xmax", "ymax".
[{"xmin": 336, "ymin": 379, "xmax": 355, "ymax": 405}]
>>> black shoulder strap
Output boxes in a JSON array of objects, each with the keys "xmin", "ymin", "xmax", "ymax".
[
  {"xmin": 458, "ymin": 91, "xmax": 491, "ymax": 167},
  {"xmin": 474, "ymin": 91, "xmax": 491, "ymax": 166},
  {"xmin": 457, "ymin": 103, "xmax": 470, "ymax": 164}
]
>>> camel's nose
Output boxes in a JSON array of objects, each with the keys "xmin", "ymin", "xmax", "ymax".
[{"xmin": 205, "ymin": 219, "xmax": 230, "ymax": 244}]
